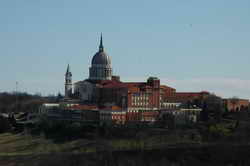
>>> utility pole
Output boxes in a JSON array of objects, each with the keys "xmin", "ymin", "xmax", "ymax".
[{"xmin": 15, "ymin": 81, "xmax": 18, "ymax": 113}]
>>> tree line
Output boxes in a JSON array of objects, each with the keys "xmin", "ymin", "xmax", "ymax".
[{"xmin": 0, "ymin": 92, "xmax": 63, "ymax": 113}]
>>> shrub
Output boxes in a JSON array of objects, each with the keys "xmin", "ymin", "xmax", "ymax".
[
  {"xmin": 208, "ymin": 124, "xmax": 231, "ymax": 140},
  {"xmin": 0, "ymin": 115, "xmax": 11, "ymax": 133}
]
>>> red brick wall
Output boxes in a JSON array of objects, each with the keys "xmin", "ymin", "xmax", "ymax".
[
  {"xmin": 164, "ymin": 92, "xmax": 209, "ymax": 103},
  {"xmin": 224, "ymin": 99, "xmax": 249, "ymax": 112}
]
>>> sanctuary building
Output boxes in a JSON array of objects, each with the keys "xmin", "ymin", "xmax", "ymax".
[{"xmin": 64, "ymin": 35, "xmax": 209, "ymax": 112}]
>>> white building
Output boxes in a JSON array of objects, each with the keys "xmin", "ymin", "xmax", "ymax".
[{"xmin": 74, "ymin": 80, "xmax": 94, "ymax": 101}]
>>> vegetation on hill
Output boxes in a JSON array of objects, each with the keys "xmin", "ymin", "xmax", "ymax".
[
  {"xmin": 0, "ymin": 92, "xmax": 63, "ymax": 114},
  {"xmin": 1, "ymin": 132, "xmax": 250, "ymax": 166}
]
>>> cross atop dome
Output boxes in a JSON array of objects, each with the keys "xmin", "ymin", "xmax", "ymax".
[{"xmin": 99, "ymin": 33, "xmax": 104, "ymax": 52}]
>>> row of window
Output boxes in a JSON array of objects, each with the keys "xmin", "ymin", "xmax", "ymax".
[
  {"xmin": 160, "ymin": 104, "xmax": 178, "ymax": 109},
  {"xmin": 132, "ymin": 95, "xmax": 149, "ymax": 100},
  {"xmin": 132, "ymin": 102, "xmax": 149, "ymax": 106}
]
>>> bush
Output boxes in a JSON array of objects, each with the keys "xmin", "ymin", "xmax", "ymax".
[
  {"xmin": 0, "ymin": 115, "xmax": 11, "ymax": 133},
  {"xmin": 208, "ymin": 124, "xmax": 231, "ymax": 140}
]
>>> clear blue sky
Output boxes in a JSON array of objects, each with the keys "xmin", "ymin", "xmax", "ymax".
[{"xmin": 1, "ymin": 0, "xmax": 250, "ymax": 98}]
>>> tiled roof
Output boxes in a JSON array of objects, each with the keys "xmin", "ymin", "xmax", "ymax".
[
  {"xmin": 69, "ymin": 105, "xmax": 98, "ymax": 110},
  {"xmin": 175, "ymin": 91, "xmax": 209, "ymax": 97},
  {"xmin": 123, "ymin": 82, "xmax": 147, "ymax": 87},
  {"xmin": 101, "ymin": 82, "xmax": 127, "ymax": 88},
  {"xmin": 109, "ymin": 105, "xmax": 122, "ymax": 111},
  {"xmin": 142, "ymin": 111, "xmax": 159, "ymax": 116},
  {"xmin": 160, "ymin": 85, "xmax": 176, "ymax": 90},
  {"xmin": 101, "ymin": 105, "xmax": 122, "ymax": 111}
]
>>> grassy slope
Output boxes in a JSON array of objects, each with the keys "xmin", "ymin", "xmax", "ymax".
[
  {"xmin": 0, "ymin": 129, "xmax": 201, "ymax": 156},
  {"xmin": 1, "ymin": 133, "xmax": 250, "ymax": 166},
  {"xmin": 0, "ymin": 132, "xmax": 202, "ymax": 166},
  {"xmin": 1, "ymin": 128, "xmax": 250, "ymax": 166},
  {"xmin": 0, "ymin": 133, "xmax": 103, "ymax": 155}
]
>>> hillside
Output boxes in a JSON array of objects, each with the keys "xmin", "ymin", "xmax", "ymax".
[{"xmin": 1, "ymin": 133, "xmax": 250, "ymax": 166}]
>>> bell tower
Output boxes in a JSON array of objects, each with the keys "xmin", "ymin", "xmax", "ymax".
[{"xmin": 65, "ymin": 64, "xmax": 72, "ymax": 98}]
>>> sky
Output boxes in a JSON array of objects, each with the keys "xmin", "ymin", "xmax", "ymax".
[{"xmin": 0, "ymin": 0, "xmax": 250, "ymax": 98}]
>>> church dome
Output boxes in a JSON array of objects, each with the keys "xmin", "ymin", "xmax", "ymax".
[
  {"xmin": 91, "ymin": 34, "xmax": 111, "ymax": 66},
  {"xmin": 91, "ymin": 51, "xmax": 111, "ymax": 66},
  {"xmin": 89, "ymin": 34, "xmax": 113, "ymax": 81}
]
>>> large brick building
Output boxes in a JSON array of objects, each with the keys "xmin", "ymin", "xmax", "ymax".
[
  {"xmin": 73, "ymin": 76, "xmax": 209, "ymax": 113},
  {"xmin": 65, "ymin": 35, "xmax": 210, "ymax": 112}
]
